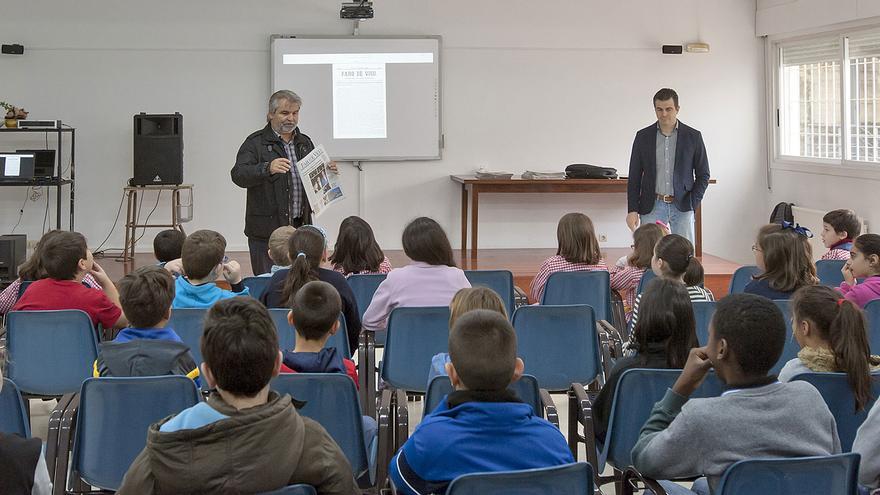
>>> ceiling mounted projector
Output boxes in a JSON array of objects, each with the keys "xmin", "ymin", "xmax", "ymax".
[{"xmin": 340, "ymin": 1, "xmax": 373, "ymax": 19}]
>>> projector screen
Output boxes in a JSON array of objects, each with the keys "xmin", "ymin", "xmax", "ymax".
[{"xmin": 270, "ymin": 35, "xmax": 442, "ymax": 161}]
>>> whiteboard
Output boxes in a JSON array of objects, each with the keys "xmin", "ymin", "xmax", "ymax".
[{"xmin": 270, "ymin": 35, "xmax": 442, "ymax": 161}]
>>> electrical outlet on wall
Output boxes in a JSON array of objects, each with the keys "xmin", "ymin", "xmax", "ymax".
[{"xmin": 599, "ymin": 234, "xmax": 608, "ymax": 242}]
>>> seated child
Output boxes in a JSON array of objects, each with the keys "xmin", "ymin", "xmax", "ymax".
[
  {"xmin": 744, "ymin": 223, "xmax": 818, "ymax": 300},
  {"xmin": 389, "ymin": 310, "xmax": 574, "ymax": 494},
  {"xmin": 631, "ymin": 294, "xmax": 840, "ymax": 495},
  {"xmin": 329, "ymin": 216, "xmax": 393, "ymax": 277},
  {"xmin": 259, "ymin": 226, "xmax": 296, "ymax": 277},
  {"xmin": 853, "ymin": 399, "xmax": 880, "ymax": 492},
  {"xmin": 13, "ymin": 231, "xmax": 127, "ymax": 329},
  {"xmin": 118, "ymin": 297, "xmax": 357, "ymax": 494},
  {"xmin": 93, "ymin": 266, "xmax": 200, "ymax": 387},
  {"xmin": 820, "ymin": 209, "xmax": 860, "ymax": 261},
  {"xmin": 165, "ymin": 230, "xmax": 248, "ymax": 308},
  {"xmin": 610, "ymin": 222, "xmax": 665, "ymax": 323},
  {"xmin": 840, "ymin": 233, "xmax": 880, "ymax": 308},
  {"xmin": 282, "ymin": 280, "xmax": 358, "ymax": 386},
  {"xmin": 530, "ymin": 212, "xmax": 608, "ymax": 303},
  {"xmin": 427, "ymin": 286, "xmax": 509, "ymax": 383},
  {"xmin": 153, "ymin": 229, "xmax": 185, "ymax": 267},
  {"xmin": 779, "ymin": 285, "xmax": 880, "ymax": 409},
  {"xmin": 0, "ymin": 348, "xmax": 52, "ymax": 495},
  {"xmin": 593, "ymin": 278, "xmax": 697, "ymax": 442},
  {"xmin": 0, "ymin": 230, "xmax": 101, "ymax": 316}
]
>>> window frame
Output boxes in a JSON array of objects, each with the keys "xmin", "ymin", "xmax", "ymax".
[{"xmin": 769, "ymin": 24, "xmax": 880, "ymax": 180}]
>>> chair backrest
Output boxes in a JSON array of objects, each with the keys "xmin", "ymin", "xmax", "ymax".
[
  {"xmin": 0, "ymin": 378, "xmax": 30, "ymax": 437},
  {"xmin": 715, "ymin": 453, "xmax": 860, "ymax": 495},
  {"xmin": 541, "ymin": 271, "xmax": 612, "ymax": 322},
  {"xmin": 17, "ymin": 280, "xmax": 33, "ymax": 299},
  {"xmin": 167, "ymin": 308, "xmax": 208, "ymax": 364},
  {"xmin": 258, "ymin": 485, "xmax": 317, "ymax": 495},
  {"xmin": 604, "ymin": 369, "xmax": 724, "ymax": 471},
  {"xmin": 816, "ymin": 259, "xmax": 847, "ymax": 287},
  {"xmin": 6, "ymin": 310, "xmax": 100, "ymax": 396},
  {"xmin": 511, "ymin": 305, "xmax": 602, "ymax": 391},
  {"xmin": 863, "ymin": 299, "xmax": 880, "ymax": 354},
  {"xmin": 72, "ymin": 376, "xmax": 201, "ymax": 490},
  {"xmin": 728, "ymin": 265, "xmax": 761, "ymax": 294},
  {"xmin": 790, "ymin": 372, "xmax": 880, "ymax": 452},
  {"xmin": 347, "ymin": 274, "xmax": 387, "ymax": 320},
  {"xmin": 636, "ymin": 269, "xmax": 657, "ymax": 296},
  {"xmin": 242, "ymin": 276, "xmax": 272, "ymax": 300},
  {"xmin": 269, "ymin": 309, "xmax": 350, "ymax": 358},
  {"xmin": 270, "ymin": 373, "xmax": 368, "ymax": 477},
  {"xmin": 380, "ymin": 306, "xmax": 451, "ymax": 393},
  {"xmin": 464, "ymin": 270, "xmax": 516, "ymax": 317},
  {"xmin": 693, "ymin": 300, "xmax": 796, "ymax": 375},
  {"xmin": 445, "ymin": 462, "xmax": 593, "ymax": 495},
  {"xmin": 424, "ymin": 375, "xmax": 543, "ymax": 419}
]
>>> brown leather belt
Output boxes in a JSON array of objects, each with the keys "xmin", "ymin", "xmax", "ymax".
[{"xmin": 657, "ymin": 194, "xmax": 675, "ymax": 204}]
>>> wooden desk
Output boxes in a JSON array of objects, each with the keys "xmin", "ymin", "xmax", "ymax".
[{"xmin": 451, "ymin": 175, "xmax": 714, "ymax": 257}]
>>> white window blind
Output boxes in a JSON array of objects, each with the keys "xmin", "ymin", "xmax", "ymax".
[{"xmin": 847, "ymin": 32, "xmax": 880, "ymax": 162}]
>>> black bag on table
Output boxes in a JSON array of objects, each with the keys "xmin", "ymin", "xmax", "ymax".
[{"xmin": 565, "ymin": 164, "xmax": 618, "ymax": 179}]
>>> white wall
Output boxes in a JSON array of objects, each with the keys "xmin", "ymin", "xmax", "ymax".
[
  {"xmin": 0, "ymin": 0, "xmax": 766, "ymax": 264},
  {"xmin": 757, "ymin": 0, "xmax": 880, "ymax": 36}
]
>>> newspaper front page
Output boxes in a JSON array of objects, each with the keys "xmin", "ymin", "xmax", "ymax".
[{"xmin": 297, "ymin": 145, "xmax": 344, "ymax": 217}]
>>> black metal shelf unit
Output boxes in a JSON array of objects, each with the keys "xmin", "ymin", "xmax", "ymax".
[{"xmin": 0, "ymin": 127, "xmax": 75, "ymax": 230}]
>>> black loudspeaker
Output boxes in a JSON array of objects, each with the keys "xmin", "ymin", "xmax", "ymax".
[
  {"xmin": 0, "ymin": 234, "xmax": 26, "ymax": 282},
  {"xmin": 133, "ymin": 113, "xmax": 183, "ymax": 186}
]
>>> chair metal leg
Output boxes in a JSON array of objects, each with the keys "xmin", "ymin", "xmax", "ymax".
[
  {"xmin": 621, "ymin": 467, "xmax": 667, "ymax": 495},
  {"xmin": 393, "ymin": 388, "xmax": 409, "ymax": 453},
  {"xmin": 54, "ymin": 393, "xmax": 80, "ymax": 495},
  {"xmin": 539, "ymin": 388, "xmax": 559, "ymax": 429},
  {"xmin": 358, "ymin": 331, "xmax": 377, "ymax": 419},
  {"xmin": 376, "ymin": 388, "xmax": 394, "ymax": 490},
  {"xmin": 569, "ymin": 384, "xmax": 600, "ymax": 475},
  {"xmin": 46, "ymin": 394, "xmax": 73, "ymax": 484}
]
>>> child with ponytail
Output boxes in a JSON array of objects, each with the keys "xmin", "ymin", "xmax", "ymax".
[
  {"xmin": 839, "ymin": 233, "xmax": 880, "ymax": 308},
  {"xmin": 262, "ymin": 225, "xmax": 361, "ymax": 355},
  {"xmin": 780, "ymin": 285, "xmax": 880, "ymax": 411}
]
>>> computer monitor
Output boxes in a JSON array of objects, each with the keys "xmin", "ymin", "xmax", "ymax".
[
  {"xmin": 0, "ymin": 153, "xmax": 36, "ymax": 181},
  {"xmin": 16, "ymin": 149, "xmax": 56, "ymax": 178}
]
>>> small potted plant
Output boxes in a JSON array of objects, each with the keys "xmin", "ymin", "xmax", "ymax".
[{"xmin": 0, "ymin": 102, "xmax": 28, "ymax": 128}]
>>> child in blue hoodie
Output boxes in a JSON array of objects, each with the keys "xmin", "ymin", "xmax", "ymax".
[
  {"xmin": 389, "ymin": 309, "xmax": 574, "ymax": 494},
  {"xmin": 94, "ymin": 266, "xmax": 200, "ymax": 387},
  {"xmin": 281, "ymin": 280, "xmax": 357, "ymax": 385},
  {"xmin": 165, "ymin": 230, "xmax": 249, "ymax": 308}
]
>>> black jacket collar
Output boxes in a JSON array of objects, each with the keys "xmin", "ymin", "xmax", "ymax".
[{"xmin": 447, "ymin": 388, "xmax": 523, "ymax": 408}]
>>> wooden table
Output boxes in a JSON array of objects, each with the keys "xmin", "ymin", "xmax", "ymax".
[{"xmin": 451, "ymin": 175, "xmax": 714, "ymax": 257}]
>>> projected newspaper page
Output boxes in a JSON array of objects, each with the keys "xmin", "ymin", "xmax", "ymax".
[
  {"xmin": 332, "ymin": 64, "xmax": 387, "ymax": 139},
  {"xmin": 297, "ymin": 145, "xmax": 345, "ymax": 217}
]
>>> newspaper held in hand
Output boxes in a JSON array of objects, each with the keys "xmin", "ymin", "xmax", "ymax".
[{"xmin": 297, "ymin": 145, "xmax": 345, "ymax": 217}]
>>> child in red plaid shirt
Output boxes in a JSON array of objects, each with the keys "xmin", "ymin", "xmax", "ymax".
[
  {"xmin": 610, "ymin": 223, "xmax": 666, "ymax": 323},
  {"xmin": 530, "ymin": 213, "xmax": 608, "ymax": 302}
]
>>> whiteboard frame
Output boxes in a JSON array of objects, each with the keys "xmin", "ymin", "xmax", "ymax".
[{"xmin": 270, "ymin": 34, "xmax": 443, "ymax": 162}]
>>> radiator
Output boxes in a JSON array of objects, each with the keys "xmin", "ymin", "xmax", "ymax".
[{"xmin": 791, "ymin": 206, "xmax": 868, "ymax": 261}]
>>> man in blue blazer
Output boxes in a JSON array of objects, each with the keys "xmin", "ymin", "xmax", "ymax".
[{"xmin": 625, "ymin": 88, "xmax": 710, "ymax": 244}]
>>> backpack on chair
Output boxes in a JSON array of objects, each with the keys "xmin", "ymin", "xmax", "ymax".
[{"xmin": 769, "ymin": 202, "xmax": 794, "ymax": 224}]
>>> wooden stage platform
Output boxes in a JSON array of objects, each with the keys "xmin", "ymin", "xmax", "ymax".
[{"xmin": 101, "ymin": 248, "xmax": 740, "ymax": 301}]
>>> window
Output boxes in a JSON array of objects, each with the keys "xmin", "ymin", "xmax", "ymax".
[{"xmin": 776, "ymin": 29, "xmax": 880, "ymax": 165}]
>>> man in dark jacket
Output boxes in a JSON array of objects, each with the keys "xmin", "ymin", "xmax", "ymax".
[
  {"xmin": 118, "ymin": 297, "xmax": 357, "ymax": 494},
  {"xmin": 232, "ymin": 90, "xmax": 337, "ymax": 275},
  {"xmin": 626, "ymin": 88, "xmax": 710, "ymax": 244}
]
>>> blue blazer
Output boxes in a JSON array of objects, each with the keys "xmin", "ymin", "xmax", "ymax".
[{"xmin": 626, "ymin": 121, "xmax": 710, "ymax": 214}]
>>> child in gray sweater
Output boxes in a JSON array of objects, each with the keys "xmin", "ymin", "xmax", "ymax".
[
  {"xmin": 631, "ymin": 294, "xmax": 841, "ymax": 494},
  {"xmin": 854, "ymin": 399, "xmax": 880, "ymax": 492}
]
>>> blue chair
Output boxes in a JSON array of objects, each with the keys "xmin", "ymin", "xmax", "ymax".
[
  {"xmin": 465, "ymin": 270, "xmax": 516, "ymax": 317},
  {"xmin": 6, "ymin": 310, "xmax": 99, "ymax": 397},
  {"xmin": 728, "ymin": 265, "xmax": 761, "ymax": 294},
  {"xmin": 69, "ymin": 376, "xmax": 201, "ymax": 490},
  {"xmin": 692, "ymin": 300, "xmax": 717, "ymax": 346},
  {"xmin": 347, "ymin": 273, "xmax": 387, "ymax": 320},
  {"xmin": 269, "ymin": 309, "xmax": 350, "ymax": 358},
  {"xmin": 791, "ymin": 372, "xmax": 880, "ymax": 452},
  {"xmin": 258, "ymin": 485, "xmax": 317, "ymax": 495},
  {"xmin": 714, "ymin": 453, "xmax": 860, "ymax": 495},
  {"xmin": 271, "ymin": 373, "xmax": 376, "ymax": 488},
  {"xmin": 512, "ymin": 305, "xmax": 603, "ymax": 392},
  {"xmin": 636, "ymin": 269, "xmax": 657, "ymax": 296},
  {"xmin": 242, "ymin": 276, "xmax": 272, "ymax": 300},
  {"xmin": 424, "ymin": 375, "xmax": 544, "ymax": 419},
  {"xmin": 816, "ymin": 259, "xmax": 847, "ymax": 287},
  {"xmin": 0, "ymin": 378, "xmax": 30, "ymax": 437},
  {"xmin": 863, "ymin": 299, "xmax": 880, "ymax": 354},
  {"xmin": 381, "ymin": 306, "xmax": 451, "ymax": 394},
  {"xmin": 445, "ymin": 462, "xmax": 594, "ymax": 495},
  {"xmin": 570, "ymin": 368, "xmax": 724, "ymax": 490},
  {"xmin": 167, "ymin": 308, "xmax": 208, "ymax": 364},
  {"xmin": 541, "ymin": 271, "xmax": 613, "ymax": 322}
]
